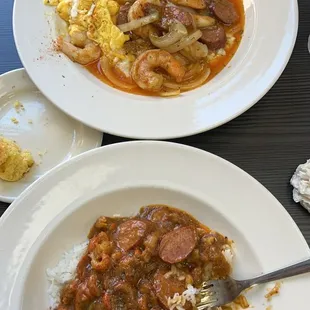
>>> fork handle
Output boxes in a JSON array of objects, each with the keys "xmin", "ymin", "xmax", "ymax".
[{"xmin": 246, "ymin": 258, "xmax": 310, "ymax": 287}]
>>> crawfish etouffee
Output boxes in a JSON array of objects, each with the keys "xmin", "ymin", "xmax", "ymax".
[
  {"xmin": 48, "ymin": 205, "xmax": 241, "ymax": 310},
  {"xmin": 46, "ymin": 0, "xmax": 244, "ymax": 96}
]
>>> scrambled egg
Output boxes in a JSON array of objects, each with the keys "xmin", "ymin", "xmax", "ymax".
[
  {"xmin": 0, "ymin": 138, "xmax": 34, "ymax": 182},
  {"xmin": 47, "ymin": 0, "xmax": 130, "ymax": 60},
  {"xmin": 88, "ymin": 0, "xmax": 129, "ymax": 57},
  {"xmin": 57, "ymin": 0, "xmax": 71, "ymax": 22}
]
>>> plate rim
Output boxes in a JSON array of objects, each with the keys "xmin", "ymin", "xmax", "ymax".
[
  {"xmin": 12, "ymin": 0, "xmax": 299, "ymax": 139},
  {"xmin": 0, "ymin": 68, "xmax": 103, "ymax": 203}
]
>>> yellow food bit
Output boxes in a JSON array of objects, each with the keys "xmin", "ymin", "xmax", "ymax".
[
  {"xmin": 233, "ymin": 295, "xmax": 249, "ymax": 308},
  {"xmin": 79, "ymin": 0, "xmax": 94, "ymax": 10},
  {"xmin": 265, "ymin": 282, "xmax": 281, "ymax": 301},
  {"xmin": 38, "ymin": 150, "xmax": 47, "ymax": 157},
  {"xmin": 0, "ymin": 138, "xmax": 34, "ymax": 182},
  {"xmin": 107, "ymin": 0, "xmax": 119, "ymax": 16},
  {"xmin": 57, "ymin": 0, "xmax": 71, "ymax": 22},
  {"xmin": 88, "ymin": 0, "xmax": 129, "ymax": 55},
  {"xmin": 13, "ymin": 100, "xmax": 25, "ymax": 113},
  {"xmin": 28, "ymin": 119, "xmax": 33, "ymax": 124},
  {"xmin": 11, "ymin": 117, "xmax": 19, "ymax": 125},
  {"xmin": 44, "ymin": 0, "xmax": 59, "ymax": 6}
]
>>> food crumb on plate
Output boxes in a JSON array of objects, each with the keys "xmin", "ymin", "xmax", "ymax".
[
  {"xmin": 11, "ymin": 117, "xmax": 19, "ymax": 125},
  {"xmin": 265, "ymin": 282, "xmax": 281, "ymax": 301},
  {"xmin": 13, "ymin": 100, "xmax": 25, "ymax": 113},
  {"xmin": 233, "ymin": 295, "xmax": 250, "ymax": 308},
  {"xmin": 44, "ymin": 0, "xmax": 59, "ymax": 5},
  {"xmin": 38, "ymin": 149, "xmax": 48, "ymax": 157},
  {"xmin": 28, "ymin": 119, "xmax": 33, "ymax": 124},
  {"xmin": 266, "ymin": 306, "xmax": 272, "ymax": 310}
]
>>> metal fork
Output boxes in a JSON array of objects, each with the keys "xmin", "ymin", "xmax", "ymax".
[{"xmin": 197, "ymin": 258, "xmax": 310, "ymax": 309}]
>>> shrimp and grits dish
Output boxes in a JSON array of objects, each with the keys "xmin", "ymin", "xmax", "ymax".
[
  {"xmin": 45, "ymin": 0, "xmax": 244, "ymax": 96},
  {"xmin": 47, "ymin": 205, "xmax": 247, "ymax": 310}
]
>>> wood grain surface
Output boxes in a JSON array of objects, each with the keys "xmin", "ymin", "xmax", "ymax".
[{"xmin": 1, "ymin": 0, "xmax": 310, "ymax": 245}]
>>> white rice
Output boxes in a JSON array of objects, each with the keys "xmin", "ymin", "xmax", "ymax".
[
  {"xmin": 87, "ymin": 3, "xmax": 96, "ymax": 16},
  {"xmin": 46, "ymin": 241, "xmax": 88, "ymax": 308},
  {"xmin": 167, "ymin": 284, "xmax": 200, "ymax": 310},
  {"xmin": 222, "ymin": 244, "xmax": 234, "ymax": 266},
  {"xmin": 70, "ymin": 0, "xmax": 80, "ymax": 18}
]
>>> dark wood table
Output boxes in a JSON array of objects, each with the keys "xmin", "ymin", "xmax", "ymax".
[{"xmin": 1, "ymin": 0, "xmax": 310, "ymax": 245}]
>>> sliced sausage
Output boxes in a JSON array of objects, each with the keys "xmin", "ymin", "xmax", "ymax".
[
  {"xmin": 116, "ymin": 3, "xmax": 131, "ymax": 25},
  {"xmin": 115, "ymin": 219, "xmax": 148, "ymax": 251},
  {"xmin": 199, "ymin": 24, "xmax": 226, "ymax": 50},
  {"xmin": 159, "ymin": 6, "xmax": 193, "ymax": 29},
  {"xmin": 210, "ymin": 0, "xmax": 239, "ymax": 25},
  {"xmin": 153, "ymin": 269, "xmax": 187, "ymax": 309},
  {"xmin": 159, "ymin": 226, "xmax": 197, "ymax": 264}
]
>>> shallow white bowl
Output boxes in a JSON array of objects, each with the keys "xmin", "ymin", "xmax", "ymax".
[
  {"xmin": 0, "ymin": 141, "xmax": 309, "ymax": 309},
  {"xmin": 13, "ymin": 0, "xmax": 298, "ymax": 139}
]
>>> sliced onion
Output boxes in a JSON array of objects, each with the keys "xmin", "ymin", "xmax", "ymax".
[
  {"xmin": 100, "ymin": 57, "xmax": 137, "ymax": 90},
  {"xmin": 164, "ymin": 64, "xmax": 210, "ymax": 91},
  {"xmin": 173, "ymin": 52, "xmax": 190, "ymax": 66},
  {"xmin": 228, "ymin": 24, "xmax": 243, "ymax": 36},
  {"xmin": 149, "ymin": 22, "xmax": 188, "ymax": 48},
  {"xmin": 158, "ymin": 88, "xmax": 181, "ymax": 97},
  {"xmin": 183, "ymin": 62, "xmax": 204, "ymax": 81},
  {"xmin": 118, "ymin": 12, "xmax": 159, "ymax": 33},
  {"xmin": 163, "ymin": 30, "xmax": 202, "ymax": 53},
  {"xmin": 192, "ymin": 15, "xmax": 215, "ymax": 28},
  {"xmin": 182, "ymin": 41, "xmax": 208, "ymax": 60}
]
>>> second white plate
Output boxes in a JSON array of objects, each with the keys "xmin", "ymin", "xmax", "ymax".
[{"xmin": 0, "ymin": 69, "xmax": 103, "ymax": 202}]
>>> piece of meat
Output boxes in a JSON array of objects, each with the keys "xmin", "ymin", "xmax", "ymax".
[
  {"xmin": 153, "ymin": 269, "xmax": 188, "ymax": 309},
  {"xmin": 75, "ymin": 276, "xmax": 101, "ymax": 310},
  {"xmin": 115, "ymin": 219, "xmax": 149, "ymax": 251},
  {"xmin": 159, "ymin": 226, "xmax": 197, "ymax": 264},
  {"xmin": 123, "ymin": 39, "xmax": 155, "ymax": 57},
  {"xmin": 60, "ymin": 279, "xmax": 80, "ymax": 305},
  {"xmin": 110, "ymin": 280, "xmax": 138, "ymax": 309},
  {"xmin": 160, "ymin": 5, "xmax": 193, "ymax": 29},
  {"xmin": 76, "ymin": 254, "xmax": 91, "ymax": 280},
  {"xmin": 117, "ymin": 3, "xmax": 131, "ymax": 25},
  {"xmin": 199, "ymin": 232, "xmax": 231, "ymax": 278},
  {"xmin": 210, "ymin": 0, "xmax": 239, "ymax": 25},
  {"xmin": 199, "ymin": 24, "xmax": 226, "ymax": 50}
]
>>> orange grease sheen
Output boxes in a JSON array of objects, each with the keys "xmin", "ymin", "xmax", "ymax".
[{"xmin": 85, "ymin": 0, "xmax": 245, "ymax": 96}]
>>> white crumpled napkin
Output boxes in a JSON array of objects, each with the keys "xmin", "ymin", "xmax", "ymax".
[{"xmin": 291, "ymin": 159, "xmax": 310, "ymax": 213}]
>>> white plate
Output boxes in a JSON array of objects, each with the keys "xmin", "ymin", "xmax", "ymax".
[
  {"xmin": 12, "ymin": 0, "xmax": 298, "ymax": 139},
  {"xmin": 0, "ymin": 141, "xmax": 309, "ymax": 309},
  {"xmin": 0, "ymin": 69, "xmax": 103, "ymax": 203}
]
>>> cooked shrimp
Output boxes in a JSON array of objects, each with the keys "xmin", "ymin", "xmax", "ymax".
[
  {"xmin": 128, "ymin": 0, "xmax": 161, "ymax": 38},
  {"xmin": 90, "ymin": 251, "xmax": 111, "ymax": 271},
  {"xmin": 88, "ymin": 231, "xmax": 112, "ymax": 271},
  {"xmin": 57, "ymin": 36, "xmax": 101, "ymax": 65},
  {"xmin": 131, "ymin": 49, "xmax": 185, "ymax": 91},
  {"xmin": 68, "ymin": 27, "xmax": 88, "ymax": 48},
  {"xmin": 170, "ymin": 0, "xmax": 206, "ymax": 9}
]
